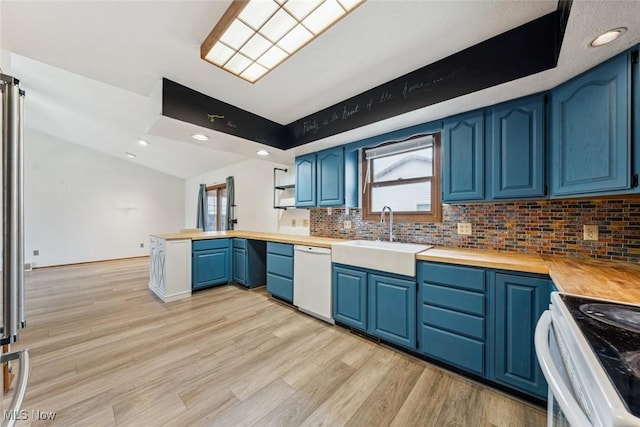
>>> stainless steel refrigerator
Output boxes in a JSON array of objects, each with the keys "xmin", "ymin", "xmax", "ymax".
[{"xmin": 1, "ymin": 72, "xmax": 30, "ymax": 426}]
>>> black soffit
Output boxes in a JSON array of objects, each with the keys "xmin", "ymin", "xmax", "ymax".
[{"xmin": 162, "ymin": 0, "xmax": 572, "ymax": 150}]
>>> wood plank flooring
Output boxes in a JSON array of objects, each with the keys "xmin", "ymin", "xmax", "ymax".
[{"xmin": 6, "ymin": 258, "xmax": 546, "ymax": 426}]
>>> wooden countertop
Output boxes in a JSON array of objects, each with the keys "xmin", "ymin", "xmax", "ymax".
[
  {"xmin": 151, "ymin": 230, "xmax": 347, "ymax": 248},
  {"xmin": 152, "ymin": 231, "xmax": 640, "ymax": 305}
]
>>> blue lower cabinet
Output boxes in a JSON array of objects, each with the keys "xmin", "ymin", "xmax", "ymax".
[
  {"xmin": 192, "ymin": 239, "xmax": 230, "ymax": 290},
  {"xmin": 491, "ymin": 273, "xmax": 551, "ymax": 399},
  {"xmin": 266, "ymin": 242, "xmax": 294, "ymax": 302},
  {"xmin": 232, "ymin": 238, "xmax": 266, "ymax": 288},
  {"xmin": 232, "ymin": 247, "xmax": 247, "ymax": 285},
  {"xmin": 421, "ymin": 325, "xmax": 485, "ymax": 376},
  {"xmin": 333, "ymin": 266, "xmax": 368, "ymax": 330},
  {"xmin": 368, "ymin": 274, "xmax": 416, "ymax": 349}
]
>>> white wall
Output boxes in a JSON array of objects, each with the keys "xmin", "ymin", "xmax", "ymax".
[
  {"xmin": 25, "ymin": 129, "xmax": 184, "ymax": 267},
  {"xmin": 185, "ymin": 158, "xmax": 310, "ymax": 235}
]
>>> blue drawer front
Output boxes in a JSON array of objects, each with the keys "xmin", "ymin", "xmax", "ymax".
[
  {"xmin": 267, "ymin": 253, "xmax": 293, "ymax": 279},
  {"xmin": 422, "ymin": 304, "xmax": 484, "ymax": 340},
  {"xmin": 193, "ymin": 239, "xmax": 229, "ymax": 251},
  {"xmin": 267, "ymin": 273, "xmax": 293, "ymax": 302},
  {"xmin": 421, "ymin": 325, "xmax": 484, "ymax": 376},
  {"xmin": 267, "ymin": 242, "xmax": 294, "ymax": 257},
  {"xmin": 232, "ymin": 238, "xmax": 247, "ymax": 249},
  {"xmin": 420, "ymin": 262, "xmax": 484, "ymax": 291},
  {"xmin": 421, "ymin": 283, "xmax": 485, "ymax": 316}
]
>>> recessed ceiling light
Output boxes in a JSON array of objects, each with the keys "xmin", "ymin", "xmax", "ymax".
[
  {"xmin": 192, "ymin": 134, "xmax": 210, "ymax": 141},
  {"xmin": 256, "ymin": 149, "xmax": 270, "ymax": 156},
  {"xmin": 590, "ymin": 27, "xmax": 626, "ymax": 47},
  {"xmin": 125, "ymin": 152, "xmax": 136, "ymax": 158},
  {"xmin": 138, "ymin": 138, "xmax": 149, "ymax": 146}
]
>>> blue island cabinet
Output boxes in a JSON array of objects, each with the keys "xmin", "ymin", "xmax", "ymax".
[
  {"xmin": 490, "ymin": 272, "xmax": 551, "ymax": 399},
  {"xmin": 550, "ymin": 52, "xmax": 632, "ymax": 197},
  {"xmin": 333, "ymin": 264, "xmax": 417, "ymax": 351},
  {"xmin": 442, "ymin": 109, "xmax": 485, "ymax": 202},
  {"xmin": 192, "ymin": 239, "xmax": 230, "ymax": 290}
]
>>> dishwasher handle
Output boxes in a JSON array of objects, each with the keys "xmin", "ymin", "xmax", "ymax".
[{"xmin": 294, "ymin": 245, "xmax": 331, "ymax": 255}]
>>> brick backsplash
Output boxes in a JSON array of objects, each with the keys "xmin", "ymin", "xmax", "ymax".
[{"xmin": 309, "ymin": 198, "xmax": 640, "ymax": 263}]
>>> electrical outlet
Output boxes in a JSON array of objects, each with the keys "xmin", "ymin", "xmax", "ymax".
[
  {"xmin": 291, "ymin": 219, "xmax": 297, "ymax": 227},
  {"xmin": 457, "ymin": 223, "xmax": 472, "ymax": 235},
  {"xmin": 303, "ymin": 219, "xmax": 309, "ymax": 227},
  {"xmin": 344, "ymin": 220, "xmax": 352, "ymax": 230},
  {"xmin": 33, "ymin": 250, "xmax": 39, "ymax": 256},
  {"xmin": 583, "ymin": 224, "xmax": 599, "ymax": 241},
  {"xmin": 140, "ymin": 243, "xmax": 144, "ymax": 248}
]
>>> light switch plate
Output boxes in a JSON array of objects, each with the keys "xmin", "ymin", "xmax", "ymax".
[
  {"xmin": 303, "ymin": 219, "xmax": 309, "ymax": 227},
  {"xmin": 344, "ymin": 220, "xmax": 352, "ymax": 230},
  {"xmin": 457, "ymin": 223, "xmax": 472, "ymax": 235}
]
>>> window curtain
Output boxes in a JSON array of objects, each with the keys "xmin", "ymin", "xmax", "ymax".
[
  {"xmin": 226, "ymin": 176, "xmax": 235, "ymax": 230},
  {"xmin": 196, "ymin": 183, "xmax": 207, "ymax": 231}
]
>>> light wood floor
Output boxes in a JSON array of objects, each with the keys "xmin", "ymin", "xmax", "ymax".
[{"xmin": 8, "ymin": 257, "xmax": 546, "ymax": 426}]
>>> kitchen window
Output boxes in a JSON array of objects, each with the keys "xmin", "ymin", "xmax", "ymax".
[
  {"xmin": 362, "ymin": 133, "xmax": 441, "ymax": 222},
  {"xmin": 206, "ymin": 184, "xmax": 227, "ymax": 231}
]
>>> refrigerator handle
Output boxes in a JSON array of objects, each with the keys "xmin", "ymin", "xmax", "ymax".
[
  {"xmin": 0, "ymin": 349, "xmax": 30, "ymax": 427},
  {"xmin": 1, "ymin": 74, "xmax": 24, "ymax": 343}
]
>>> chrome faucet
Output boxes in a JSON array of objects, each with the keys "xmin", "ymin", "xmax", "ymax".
[{"xmin": 380, "ymin": 206, "xmax": 394, "ymax": 242}]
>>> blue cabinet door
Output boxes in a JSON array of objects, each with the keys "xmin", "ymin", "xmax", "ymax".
[
  {"xmin": 232, "ymin": 247, "xmax": 247, "ymax": 285},
  {"xmin": 317, "ymin": 146, "xmax": 344, "ymax": 206},
  {"xmin": 192, "ymin": 247, "xmax": 230, "ymax": 289},
  {"xmin": 295, "ymin": 153, "xmax": 317, "ymax": 207},
  {"xmin": 333, "ymin": 266, "xmax": 367, "ymax": 331},
  {"xmin": 266, "ymin": 243, "xmax": 294, "ymax": 302},
  {"xmin": 368, "ymin": 274, "xmax": 416, "ymax": 350},
  {"xmin": 490, "ymin": 96, "xmax": 545, "ymax": 199},
  {"xmin": 442, "ymin": 110, "xmax": 485, "ymax": 202},
  {"xmin": 550, "ymin": 53, "xmax": 631, "ymax": 196},
  {"xmin": 493, "ymin": 273, "xmax": 550, "ymax": 399}
]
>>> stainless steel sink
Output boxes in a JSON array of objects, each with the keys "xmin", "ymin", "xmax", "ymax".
[{"xmin": 331, "ymin": 240, "xmax": 432, "ymax": 276}]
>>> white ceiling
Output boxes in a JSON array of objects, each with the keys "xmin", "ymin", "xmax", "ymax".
[{"xmin": 2, "ymin": 0, "xmax": 640, "ymax": 179}]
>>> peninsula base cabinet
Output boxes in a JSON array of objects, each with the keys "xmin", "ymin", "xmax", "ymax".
[
  {"xmin": 149, "ymin": 236, "xmax": 192, "ymax": 302},
  {"xmin": 417, "ymin": 261, "xmax": 550, "ymax": 400},
  {"xmin": 192, "ymin": 239, "xmax": 230, "ymax": 290},
  {"xmin": 333, "ymin": 264, "xmax": 416, "ymax": 351}
]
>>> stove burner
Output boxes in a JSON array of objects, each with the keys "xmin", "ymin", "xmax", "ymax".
[
  {"xmin": 580, "ymin": 303, "xmax": 640, "ymax": 333},
  {"xmin": 623, "ymin": 351, "xmax": 640, "ymax": 378}
]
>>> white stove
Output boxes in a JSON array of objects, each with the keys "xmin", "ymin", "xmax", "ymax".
[{"xmin": 535, "ymin": 292, "xmax": 640, "ymax": 427}]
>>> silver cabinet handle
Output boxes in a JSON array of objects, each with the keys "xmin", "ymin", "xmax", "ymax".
[{"xmin": 1, "ymin": 349, "xmax": 30, "ymax": 427}]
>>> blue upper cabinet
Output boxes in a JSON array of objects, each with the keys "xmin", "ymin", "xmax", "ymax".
[
  {"xmin": 295, "ymin": 153, "xmax": 317, "ymax": 207},
  {"xmin": 550, "ymin": 52, "xmax": 632, "ymax": 197},
  {"xmin": 442, "ymin": 110, "xmax": 485, "ymax": 202},
  {"xmin": 490, "ymin": 96, "xmax": 546, "ymax": 199},
  {"xmin": 317, "ymin": 146, "xmax": 344, "ymax": 206}
]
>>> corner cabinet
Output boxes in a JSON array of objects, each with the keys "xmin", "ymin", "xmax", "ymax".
[
  {"xmin": 232, "ymin": 238, "xmax": 266, "ymax": 288},
  {"xmin": 333, "ymin": 264, "xmax": 417, "ymax": 350},
  {"xmin": 442, "ymin": 110, "xmax": 485, "ymax": 202},
  {"xmin": 294, "ymin": 147, "xmax": 358, "ymax": 208},
  {"xmin": 192, "ymin": 239, "xmax": 230, "ymax": 290},
  {"xmin": 490, "ymin": 95, "xmax": 546, "ymax": 199},
  {"xmin": 550, "ymin": 52, "xmax": 633, "ymax": 197},
  {"xmin": 490, "ymin": 272, "xmax": 551, "ymax": 399}
]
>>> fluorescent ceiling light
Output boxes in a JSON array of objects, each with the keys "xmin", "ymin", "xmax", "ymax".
[
  {"xmin": 201, "ymin": 0, "xmax": 365, "ymax": 83},
  {"xmin": 125, "ymin": 152, "xmax": 136, "ymax": 158},
  {"xmin": 138, "ymin": 138, "xmax": 149, "ymax": 146},
  {"xmin": 256, "ymin": 149, "xmax": 270, "ymax": 156},
  {"xmin": 590, "ymin": 27, "xmax": 626, "ymax": 47},
  {"xmin": 191, "ymin": 134, "xmax": 210, "ymax": 141}
]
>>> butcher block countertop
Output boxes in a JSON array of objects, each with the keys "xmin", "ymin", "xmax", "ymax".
[
  {"xmin": 151, "ymin": 230, "xmax": 347, "ymax": 248},
  {"xmin": 152, "ymin": 231, "xmax": 640, "ymax": 305}
]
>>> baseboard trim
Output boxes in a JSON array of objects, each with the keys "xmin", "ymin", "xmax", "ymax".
[{"xmin": 33, "ymin": 255, "xmax": 150, "ymax": 269}]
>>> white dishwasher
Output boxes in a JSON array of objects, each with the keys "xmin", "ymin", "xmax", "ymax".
[{"xmin": 293, "ymin": 245, "xmax": 333, "ymax": 324}]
